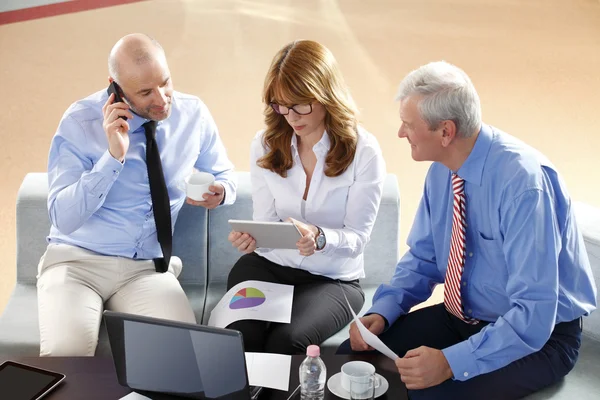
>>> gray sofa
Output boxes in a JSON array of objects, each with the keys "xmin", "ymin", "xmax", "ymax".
[
  {"xmin": 0, "ymin": 171, "xmax": 399, "ymax": 356},
  {"xmin": 1, "ymin": 172, "xmax": 599, "ymax": 398}
]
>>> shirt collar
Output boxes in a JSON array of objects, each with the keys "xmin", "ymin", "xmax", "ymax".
[
  {"xmin": 290, "ymin": 130, "xmax": 331, "ymax": 156},
  {"xmin": 456, "ymin": 123, "xmax": 494, "ymax": 186},
  {"xmin": 128, "ymin": 113, "xmax": 149, "ymax": 134}
]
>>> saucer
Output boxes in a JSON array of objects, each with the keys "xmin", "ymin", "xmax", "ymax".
[{"xmin": 326, "ymin": 372, "xmax": 389, "ymax": 399}]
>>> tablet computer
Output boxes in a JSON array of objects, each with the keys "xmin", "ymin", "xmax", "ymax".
[
  {"xmin": 228, "ymin": 219, "xmax": 302, "ymax": 249},
  {"xmin": 0, "ymin": 360, "xmax": 65, "ymax": 400}
]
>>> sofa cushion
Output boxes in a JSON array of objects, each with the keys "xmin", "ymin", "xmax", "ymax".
[
  {"xmin": 0, "ymin": 283, "xmax": 206, "ymax": 356},
  {"xmin": 574, "ymin": 201, "xmax": 600, "ymax": 340},
  {"xmin": 0, "ymin": 284, "xmax": 39, "ymax": 355},
  {"xmin": 525, "ymin": 336, "xmax": 600, "ymax": 399}
]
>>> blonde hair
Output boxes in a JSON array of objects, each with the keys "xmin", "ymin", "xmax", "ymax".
[{"xmin": 258, "ymin": 40, "xmax": 359, "ymax": 178}]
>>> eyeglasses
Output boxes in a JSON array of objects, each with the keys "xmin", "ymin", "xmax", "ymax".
[{"xmin": 270, "ymin": 103, "xmax": 313, "ymax": 116}]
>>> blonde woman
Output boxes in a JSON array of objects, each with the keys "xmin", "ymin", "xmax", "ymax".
[{"xmin": 226, "ymin": 40, "xmax": 386, "ymax": 354}]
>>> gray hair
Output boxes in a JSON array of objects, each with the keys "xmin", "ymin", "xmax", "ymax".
[{"xmin": 395, "ymin": 61, "xmax": 481, "ymax": 138}]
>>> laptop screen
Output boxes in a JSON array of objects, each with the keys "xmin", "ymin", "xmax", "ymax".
[{"xmin": 105, "ymin": 311, "xmax": 250, "ymax": 400}]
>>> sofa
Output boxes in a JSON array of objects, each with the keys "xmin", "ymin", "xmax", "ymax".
[
  {"xmin": 0, "ymin": 171, "xmax": 400, "ymax": 356},
  {"xmin": 1, "ymin": 172, "xmax": 599, "ymax": 398}
]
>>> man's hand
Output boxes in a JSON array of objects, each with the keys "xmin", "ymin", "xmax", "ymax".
[
  {"xmin": 395, "ymin": 346, "xmax": 453, "ymax": 390},
  {"xmin": 102, "ymin": 93, "xmax": 133, "ymax": 162},
  {"xmin": 186, "ymin": 183, "xmax": 224, "ymax": 209},
  {"xmin": 286, "ymin": 217, "xmax": 317, "ymax": 256},
  {"xmin": 349, "ymin": 314, "xmax": 386, "ymax": 351},
  {"xmin": 228, "ymin": 231, "xmax": 257, "ymax": 254}
]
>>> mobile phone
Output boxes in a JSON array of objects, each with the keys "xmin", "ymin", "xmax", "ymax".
[{"xmin": 107, "ymin": 81, "xmax": 127, "ymax": 120}]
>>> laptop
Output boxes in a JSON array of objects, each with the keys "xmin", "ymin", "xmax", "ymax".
[{"xmin": 104, "ymin": 310, "xmax": 261, "ymax": 400}]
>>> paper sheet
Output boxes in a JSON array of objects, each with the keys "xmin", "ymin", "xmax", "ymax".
[
  {"xmin": 341, "ymin": 286, "xmax": 399, "ymax": 360},
  {"xmin": 245, "ymin": 352, "xmax": 291, "ymax": 391},
  {"xmin": 208, "ymin": 280, "xmax": 294, "ymax": 328}
]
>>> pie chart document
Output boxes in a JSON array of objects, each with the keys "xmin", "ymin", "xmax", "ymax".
[{"xmin": 208, "ymin": 280, "xmax": 294, "ymax": 328}]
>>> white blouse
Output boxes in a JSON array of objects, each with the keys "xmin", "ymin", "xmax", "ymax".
[{"xmin": 250, "ymin": 127, "xmax": 386, "ymax": 281}]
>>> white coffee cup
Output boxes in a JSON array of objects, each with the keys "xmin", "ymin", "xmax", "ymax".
[
  {"xmin": 340, "ymin": 361, "xmax": 380, "ymax": 393},
  {"xmin": 185, "ymin": 172, "xmax": 215, "ymax": 201}
]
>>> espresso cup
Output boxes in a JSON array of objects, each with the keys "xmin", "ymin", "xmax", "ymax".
[
  {"xmin": 340, "ymin": 361, "xmax": 380, "ymax": 394},
  {"xmin": 185, "ymin": 172, "xmax": 215, "ymax": 201}
]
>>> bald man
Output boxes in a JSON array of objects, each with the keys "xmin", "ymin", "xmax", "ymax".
[{"xmin": 37, "ymin": 33, "xmax": 237, "ymax": 356}]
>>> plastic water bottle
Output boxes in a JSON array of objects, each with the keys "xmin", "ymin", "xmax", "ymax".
[{"xmin": 299, "ymin": 344, "xmax": 327, "ymax": 400}]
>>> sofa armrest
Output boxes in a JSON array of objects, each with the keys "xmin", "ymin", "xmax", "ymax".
[
  {"xmin": 574, "ymin": 201, "xmax": 600, "ymax": 340},
  {"xmin": 16, "ymin": 173, "xmax": 50, "ymax": 283}
]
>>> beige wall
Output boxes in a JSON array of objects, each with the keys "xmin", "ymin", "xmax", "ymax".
[{"xmin": 1, "ymin": 0, "xmax": 599, "ymax": 314}]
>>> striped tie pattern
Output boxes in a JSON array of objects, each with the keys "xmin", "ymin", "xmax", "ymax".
[{"xmin": 444, "ymin": 173, "xmax": 478, "ymax": 324}]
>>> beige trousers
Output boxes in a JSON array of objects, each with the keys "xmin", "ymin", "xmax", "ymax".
[{"xmin": 36, "ymin": 243, "xmax": 196, "ymax": 356}]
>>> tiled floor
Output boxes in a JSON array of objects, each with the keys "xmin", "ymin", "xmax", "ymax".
[{"xmin": 0, "ymin": 0, "xmax": 599, "ymax": 314}]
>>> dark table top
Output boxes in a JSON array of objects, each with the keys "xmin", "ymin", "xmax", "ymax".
[{"xmin": 0, "ymin": 353, "xmax": 407, "ymax": 400}]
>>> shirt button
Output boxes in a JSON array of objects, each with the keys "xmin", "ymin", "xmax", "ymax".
[
  {"xmin": 463, "ymin": 282, "xmax": 467, "ymax": 287},
  {"xmin": 468, "ymin": 252, "xmax": 473, "ymax": 257},
  {"xmin": 464, "ymin": 372, "xmax": 469, "ymax": 377},
  {"xmin": 468, "ymin": 309, "xmax": 473, "ymax": 314}
]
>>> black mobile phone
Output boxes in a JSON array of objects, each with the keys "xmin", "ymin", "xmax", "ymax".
[{"xmin": 107, "ymin": 81, "xmax": 127, "ymax": 120}]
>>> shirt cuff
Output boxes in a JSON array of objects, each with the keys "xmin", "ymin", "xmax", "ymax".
[
  {"xmin": 367, "ymin": 296, "xmax": 404, "ymax": 328},
  {"xmin": 216, "ymin": 179, "xmax": 235, "ymax": 206},
  {"xmin": 88, "ymin": 150, "xmax": 124, "ymax": 195},
  {"xmin": 320, "ymin": 227, "xmax": 339, "ymax": 255},
  {"xmin": 97, "ymin": 150, "xmax": 125, "ymax": 174},
  {"xmin": 442, "ymin": 340, "xmax": 479, "ymax": 381}
]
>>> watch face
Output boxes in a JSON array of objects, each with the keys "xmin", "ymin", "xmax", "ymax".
[{"xmin": 317, "ymin": 235, "xmax": 325, "ymax": 249}]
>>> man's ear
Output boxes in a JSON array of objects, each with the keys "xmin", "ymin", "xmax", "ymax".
[{"xmin": 440, "ymin": 120, "xmax": 458, "ymax": 147}]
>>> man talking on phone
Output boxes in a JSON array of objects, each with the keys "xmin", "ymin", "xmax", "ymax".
[{"xmin": 37, "ymin": 33, "xmax": 237, "ymax": 356}]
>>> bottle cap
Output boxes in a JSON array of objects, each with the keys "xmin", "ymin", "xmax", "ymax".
[{"xmin": 306, "ymin": 345, "xmax": 320, "ymax": 357}]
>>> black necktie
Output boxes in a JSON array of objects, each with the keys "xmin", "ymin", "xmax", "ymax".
[{"xmin": 144, "ymin": 121, "xmax": 172, "ymax": 273}]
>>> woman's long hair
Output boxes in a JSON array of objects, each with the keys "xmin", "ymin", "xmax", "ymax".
[{"xmin": 258, "ymin": 40, "xmax": 359, "ymax": 178}]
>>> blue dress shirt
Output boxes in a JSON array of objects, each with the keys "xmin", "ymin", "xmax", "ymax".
[
  {"xmin": 47, "ymin": 89, "xmax": 237, "ymax": 260},
  {"xmin": 369, "ymin": 124, "xmax": 597, "ymax": 381}
]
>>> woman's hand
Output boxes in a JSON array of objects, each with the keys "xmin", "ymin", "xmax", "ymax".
[
  {"xmin": 286, "ymin": 217, "xmax": 318, "ymax": 256},
  {"xmin": 228, "ymin": 230, "xmax": 257, "ymax": 254}
]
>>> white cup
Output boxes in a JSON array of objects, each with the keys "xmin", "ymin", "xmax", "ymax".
[
  {"xmin": 340, "ymin": 361, "xmax": 380, "ymax": 394},
  {"xmin": 185, "ymin": 172, "xmax": 215, "ymax": 201}
]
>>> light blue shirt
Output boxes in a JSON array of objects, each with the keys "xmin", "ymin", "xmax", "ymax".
[
  {"xmin": 369, "ymin": 124, "xmax": 597, "ymax": 381},
  {"xmin": 47, "ymin": 89, "xmax": 237, "ymax": 260}
]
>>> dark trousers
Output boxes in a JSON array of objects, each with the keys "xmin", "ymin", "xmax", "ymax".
[
  {"xmin": 337, "ymin": 303, "xmax": 582, "ymax": 400},
  {"xmin": 226, "ymin": 252, "xmax": 364, "ymax": 355}
]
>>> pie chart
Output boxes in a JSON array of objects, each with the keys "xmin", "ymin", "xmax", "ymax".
[{"xmin": 229, "ymin": 287, "xmax": 266, "ymax": 310}]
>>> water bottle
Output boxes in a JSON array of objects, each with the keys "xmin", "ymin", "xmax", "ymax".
[{"xmin": 299, "ymin": 344, "xmax": 327, "ymax": 400}]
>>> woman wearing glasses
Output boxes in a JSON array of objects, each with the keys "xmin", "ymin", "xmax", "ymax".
[{"xmin": 226, "ymin": 40, "xmax": 386, "ymax": 354}]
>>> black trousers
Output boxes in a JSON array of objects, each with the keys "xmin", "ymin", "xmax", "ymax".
[
  {"xmin": 337, "ymin": 303, "xmax": 582, "ymax": 400},
  {"xmin": 226, "ymin": 252, "xmax": 364, "ymax": 355}
]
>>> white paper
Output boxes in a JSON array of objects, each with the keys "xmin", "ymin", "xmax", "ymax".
[
  {"xmin": 208, "ymin": 280, "xmax": 294, "ymax": 328},
  {"xmin": 341, "ymin": 286, "xmax": 399, "ymax": 360},
  {"xmin": 245, "ymin": 352, "xmax": 291, "ymax": 391},
  {"xmin": 119, "ymin": 393, "xmax": 152, "ymax": 400}
]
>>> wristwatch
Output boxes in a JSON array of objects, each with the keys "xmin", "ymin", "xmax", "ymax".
[{"xmin": 315, "ymin": 226, "xmax": 326, "ymax": 251}]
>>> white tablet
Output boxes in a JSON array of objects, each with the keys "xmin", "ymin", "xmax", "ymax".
[{"xmin": 228, "ymin": 219, "xmax": 302, "ymax": 249}]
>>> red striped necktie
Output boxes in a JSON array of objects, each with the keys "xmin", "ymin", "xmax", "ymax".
[{"xmin": 444, "ymin": 173, "xmax": 478, "ymax": 324}]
